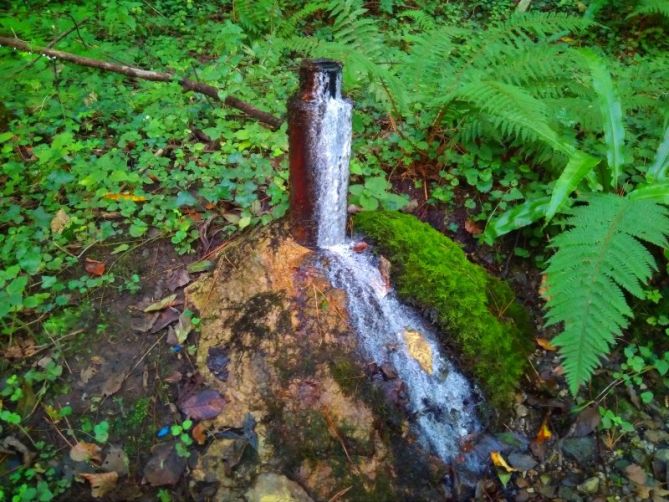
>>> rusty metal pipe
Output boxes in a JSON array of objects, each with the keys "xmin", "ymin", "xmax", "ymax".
[{"xmin": 288, "ymin": 59, "xmax": 352, "ymax": 247}]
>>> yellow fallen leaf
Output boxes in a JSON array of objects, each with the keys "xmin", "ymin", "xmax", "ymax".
[
  {"xmin": 536, "ymin": 337, "xmax": 557, "ymax": 351},
  {"xmin": 103, "ymin": 193, "xmax": 146, "ymax": 202},
  {"xmin": 143, "ymin": 294, "xmax": 178, "ymax": 313},
  {"xmin": 490, "ymin": 451, "xmax": 517, "ymax": 472},
  {"xmin": 536, "ymin": 418, "xmax": 552, "ymax": 443},
  {"xmin": 539, "ymin": 274, "xmax": 551, "ymax": 301},
  {"xmin": 403, "ymin": 329, "xmax": 433, "ymax": 374}
]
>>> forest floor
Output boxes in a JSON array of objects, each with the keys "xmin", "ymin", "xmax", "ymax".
[{"xmin": 5, "ymin": 190, "xmax": 668, "ymax": 501}]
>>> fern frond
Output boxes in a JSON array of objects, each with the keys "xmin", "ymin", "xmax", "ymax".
[
  {"xmin": 233, "ymin": 0, "xmax": 282, "ymax": 34},
  {"xmin": 630, "ymin": 0, "xmax": 669, "ymax": 19},
  {"xmin": 399, "ymin": 9, "xmax": 437, "ymax": 31},
  {"xmin": 545, "ymin": 194, "xmax": 669, "ymax": 393},
  {"xmin": 455, "ymin": 80, "xmax": 568, "ymax": 152}
]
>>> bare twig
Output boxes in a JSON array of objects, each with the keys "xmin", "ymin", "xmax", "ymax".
[{"xmin": 0, "ymin": 36, "xmax": 283, "ymax": 130}]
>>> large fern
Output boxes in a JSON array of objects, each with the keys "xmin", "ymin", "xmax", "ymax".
[
  {"xmin": 545, "ymin": 194, "xmax": 669, "ymax": 393},
  {"xmin": 400, "ymin": 13, "xmax": 592, "ymax": 160}
]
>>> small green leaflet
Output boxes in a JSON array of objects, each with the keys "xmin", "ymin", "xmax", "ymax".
[{"xmin": 483, "ymin": 197, "xmax": 551, "ymax": 244}]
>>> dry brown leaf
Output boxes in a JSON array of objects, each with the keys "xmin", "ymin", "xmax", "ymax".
[
  {"xmin": 352, "ymin": 241, "xmax": 368, "ymax": 253},
  {"xmin": 536, "ymin": 337, "xmax": 557, "ymax": 351},
  {"xmin": 625, "ymin": 463, "xmax": 647, "ymax": 486},
  {"xmin": 164, "ymin": 371, "xmax": 183, "ymax": 384},
  {"xmin": 570, "ymin": 405, "xmax": 600, "ymax": 437},
  {"xmin": 70, "ymin": 442, "xmax": 103, "ymax": 463},
  {"xmin": 84, "ymin": 258, "xmax": 106, "ymax": 277},
  {"xmin": 143, "ymin": 294, "xmax": 178, "ymax": 313},
  {"xmin": 490, "ymin": 451, "xmax": 517, "ymax": 472},
  {"xmin": 4, "ymin": 338, "xmax": 38, "ymax": 360},
  {"xmin": 80, "ymin": 471, "xmax": 118, "ymax": 498},
  {"xmin": 101, "ymin": 371, "xmax": 126, "ymax": 397},
  {"xmin": 80, "ymin": 366, "xmax": 97, "ymax": 384},
  {"xmin": 539, "ymin": 274, "xmax": 551, "ymax": 301},
  {"xmin": 464, "ymin": 219, "xmax": 482, "ymax": 236},
  {"xmin": 192, "ymin": 422, "xmax": 208, "ymax": 445},
  {"xmin": 50, "ymin": 209, "xmax": 70, "ymax": 234}
]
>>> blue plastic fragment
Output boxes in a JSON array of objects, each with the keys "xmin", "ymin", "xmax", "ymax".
[
  {"xmin": 157, "ymin": 425, "xmax": 170, "ymax": 438},
  {"xmin": 171, "ymin": 344, "xmax": 182, "ymax": 353}
]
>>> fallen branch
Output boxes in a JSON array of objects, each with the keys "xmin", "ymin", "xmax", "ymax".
[{"xmin": 0, "ymin": 36, "xmax": 283, "ymax": 130}]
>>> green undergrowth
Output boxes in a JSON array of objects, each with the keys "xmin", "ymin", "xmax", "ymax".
[{"xmin": 354, "ymin": 211, "xmax": 533, "ymax": 408}]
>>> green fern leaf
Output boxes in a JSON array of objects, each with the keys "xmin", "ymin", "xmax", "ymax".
[
  {"xmin": 546, "ymin": 151, "xmax": 601, "ymax": 221},
  {"xmin": 580, "ymin": 49, "xmax": 626, "ymax": 187},
  {"xmin": 546, "ymin": 194, "xmax": 669, "ymax": 393},
  {"xmin": 483, "ymin": 197, "xmax": 551, "ymax": 244},
  {"xmin": 647, "ymin": 125, "xmax": 669, "ymax": 181},
  {"xmin": 630, "ymin": 0, "xmax": 669, "ymax": 19}
]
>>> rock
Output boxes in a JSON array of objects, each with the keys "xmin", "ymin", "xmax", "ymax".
[
  {"xmin": 185, "ymin": 223, "xmax": 449, "ymax": 501},
  {"xmin": 577, "ymin": 476, "xmax": 600, "ymax": 494},
  {"xmin": 245, "ymin": 473, "xmax": 313, "ymax": 502},
  {"xmin": 508, "ymin": 452, "xmax": 537, "ymax": 471},
  {"xmin": 380, "ymin": 362, "xmax": 397, "ymax": 380},
  {"xmin": 558, "ymin": 485, "xmax": 581, "ymax": 501},
  {"xmin": 645, "ymin": 429, "xmax": 669, "ymax": 444},
  {"xmin": 561, "ymin": 437, "xmax": 596, "ymax": 465},
  {"xmin": 514, "ymin": 404, "xmax": 529, "ymax": 418},
  {"xmin": 655, "ymin": 449, "xmax": 669, "ymax": 463},
  {"xmin": 403, "ymin": 329, "xmax": 433, "ymax": 374},
  {"xmin": 538, "ymin": 482, "xmax": 556, "ymax": 498}
]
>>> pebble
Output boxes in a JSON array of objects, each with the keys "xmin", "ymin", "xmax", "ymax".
[
  {"xmin": 514, "ymin": 404, "xmax": 529, "ymax": 418},
  {"xmin": 380, "ymin": 363, "xmax": 397, "ymax": 380},
  {"xmin": 577, "ymin": 476, "xmax": 600, "ymax": 494},
  {"xmin": 645, "ymin": 429, "xmax": 669, "ymax": 444},
  {"xmin": 508, "ymin": 453, "xmax": 538, "ymax": 471},
  {"xmin": 655, "ymin": 449, "xmax": 669, "ymax": 463},
  {"xmin": 561, "ymin": 437, "xmax": 596, "ymax": 465}
]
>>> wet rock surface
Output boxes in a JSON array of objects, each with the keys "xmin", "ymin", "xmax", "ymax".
[{"xmin": 185, "ymin": 223, "xmax": 453, "ymax": 501}]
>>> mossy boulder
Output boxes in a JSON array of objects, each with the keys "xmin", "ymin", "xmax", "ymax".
[{"xmin": 353, "ymin": 211, "xmax": 533, "ymax": 408}]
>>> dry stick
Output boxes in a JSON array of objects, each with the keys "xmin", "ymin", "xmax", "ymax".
[
  {"xmin": 0, "ymin": 36, "xmax": 283, "ymax": 130},
  {"xmin": 16, "ymin": 18, "xmax": 90, "ymax": 73}
]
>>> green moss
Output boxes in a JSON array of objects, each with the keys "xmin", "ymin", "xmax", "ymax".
[{"xmin": 353, "ymin": 211, "xmax": 533, "ymax": 408}]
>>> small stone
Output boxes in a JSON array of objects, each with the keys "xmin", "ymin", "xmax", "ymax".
[
  {"xmin": 645, "ymin": 429, "xmax": 669, "ymax": 444},
  {"xmin": 561, "ymin": 437, "xmax": 596, "ymax": 465},
  {"xmin": 380, "ymin": 363, "xmax": 397, "ymax": 380},
  {"xmin": 539, "ymin": 483, "xmax": 556, "ymax": 498},
  {"xmin": 245, "ymin": 473, "xmax": 313, "ymax": 502},
  {"xmin": 508, "ymin": 453, "xmax": 537, "ymax": 471},
  {"xmin": 515, "ymin": 404, "xmax": 529, "ymax": 418},
  {"xmin": 655, "ymin": 449, "xmax": 669, "ymax": 463},
  {"xmin": 577, "ymin": 476, "xmax": 600, "ymax": 494},
  {"xmin": 558, "ymin": 485, "xmax": 580, "ymax": 501}
]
